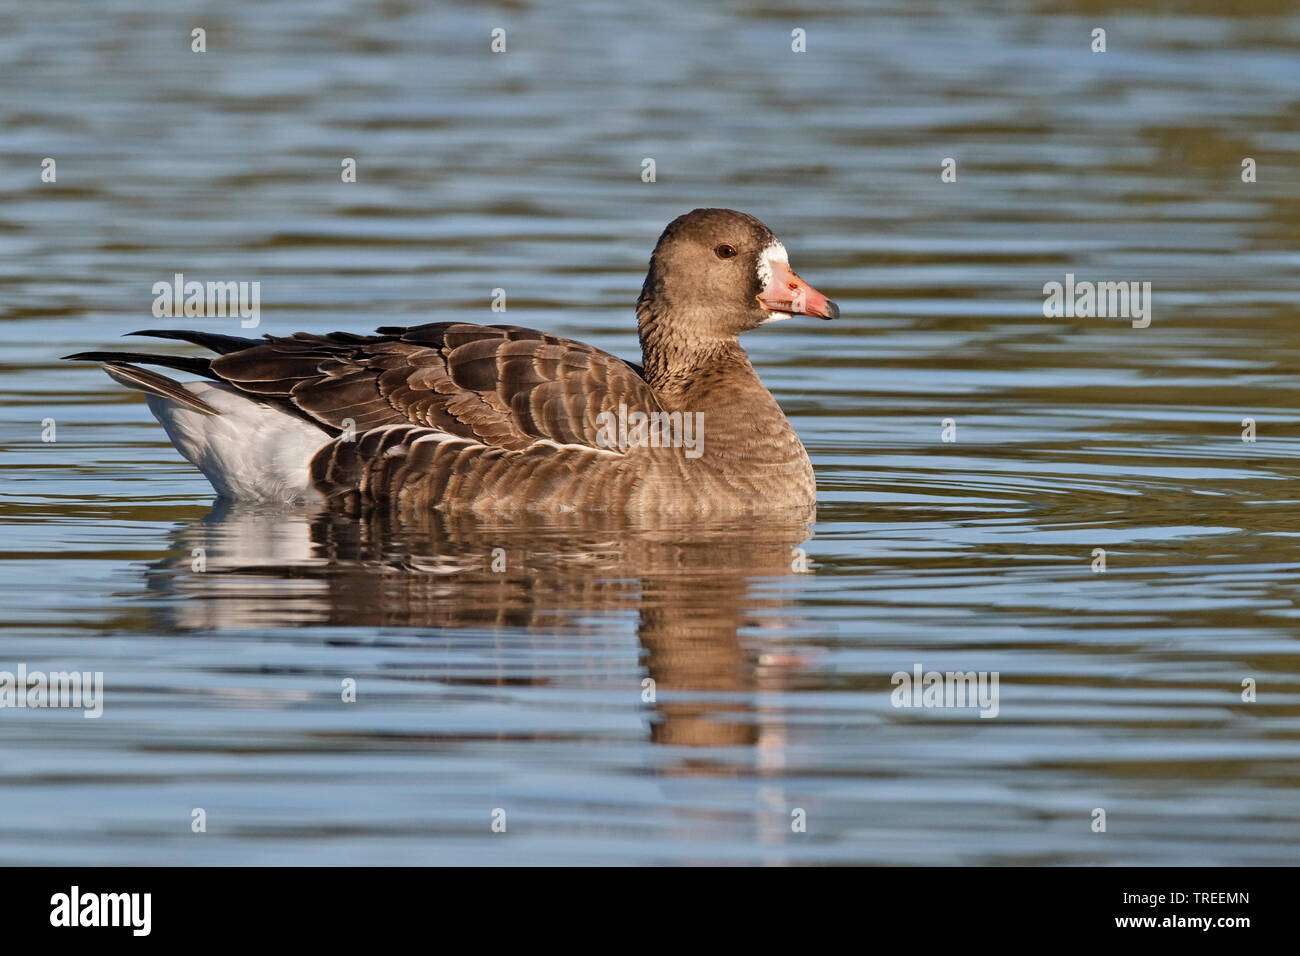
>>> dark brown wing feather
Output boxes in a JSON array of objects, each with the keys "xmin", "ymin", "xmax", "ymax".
[{"xmin": 209, "ymin": 322, "xmax": 663, "ymax": 450}]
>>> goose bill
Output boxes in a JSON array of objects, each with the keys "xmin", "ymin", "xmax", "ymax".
[{"xmin": 757, "ymin": 260, "xmax": 839, "ymax": 320}]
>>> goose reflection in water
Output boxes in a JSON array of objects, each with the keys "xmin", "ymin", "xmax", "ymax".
[{"xmin": 142, "ymin": 501, "xmax": 821, "ymax": 758}]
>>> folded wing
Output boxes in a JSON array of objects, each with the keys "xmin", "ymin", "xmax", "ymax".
[{"xmin": 208, "ymin": 322, "xmax": 662, "ymax": 452}]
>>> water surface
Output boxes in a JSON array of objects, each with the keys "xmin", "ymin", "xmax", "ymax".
[{"xmin": 1, "ymin": 0, "xmax": 1299, "ymax": 864}]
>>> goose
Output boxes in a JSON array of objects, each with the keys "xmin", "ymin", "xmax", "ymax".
[{"xmin": 65, "ymin": 208, "xmax": 838, "ymax": 515}]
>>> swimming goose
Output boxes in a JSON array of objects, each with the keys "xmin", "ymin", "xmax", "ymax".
[{"xmin": 65, "ymin": 208, "xmax": 838, "ymax": 515}]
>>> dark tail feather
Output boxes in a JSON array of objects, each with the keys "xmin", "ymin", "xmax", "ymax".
[
  {"xmin": 97, "ymin": 362, "xmax": 221, "ymax": 415},
  {"xmin": 127, "ymin": 328, "xmax": 262, "ymax": 354},
  {"xmin": 62, "ymin": 350, "xmax": 219, "ymax": 379}
]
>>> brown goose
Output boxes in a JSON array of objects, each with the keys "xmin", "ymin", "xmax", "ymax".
[{"xmin": 65, "ymin": 208, "xmax": 838, "ymax": 515}]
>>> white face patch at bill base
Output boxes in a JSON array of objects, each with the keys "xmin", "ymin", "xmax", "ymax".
[{"xmin": 757, "ymin": 240, "xmax": 792, "ymax": 323}]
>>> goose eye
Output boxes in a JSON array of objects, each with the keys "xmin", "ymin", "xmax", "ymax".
[{"xmin": 714, "ymin": 243, "xmax": 737, "ymax": 259}]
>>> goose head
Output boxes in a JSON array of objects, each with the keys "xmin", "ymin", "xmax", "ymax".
[{"xmin": 637, "ymin": 208, "xmax": 838, "ymax": 351}]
